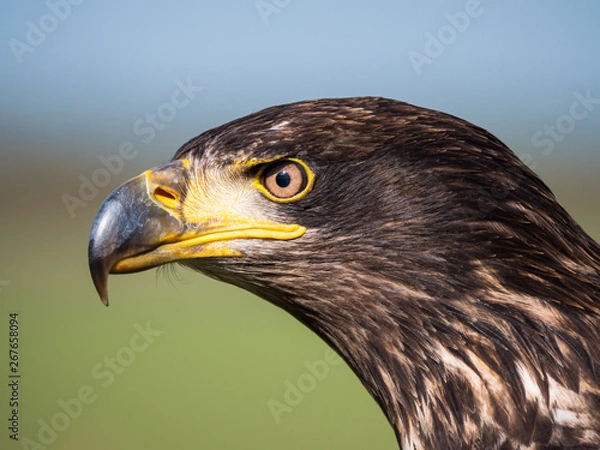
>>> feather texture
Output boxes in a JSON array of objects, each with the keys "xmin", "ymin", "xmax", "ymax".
[{"xmin": 170, "ymin": 97, "xmax": 600, "ymax": 448}]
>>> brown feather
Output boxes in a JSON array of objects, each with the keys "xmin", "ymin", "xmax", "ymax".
[{"xmin": 171, "ymin": 97, "xmax": 600, "ymax": 448}]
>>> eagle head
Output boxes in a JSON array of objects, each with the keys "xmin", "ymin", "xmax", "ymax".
[{"xmin": 88, "ymin": 97, "xmax": 600, "ymax": 449}]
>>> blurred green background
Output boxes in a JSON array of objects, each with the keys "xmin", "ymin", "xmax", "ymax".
[{"xmin": 1, "ymin": 1, "xmax": 599, "ymax": 449}]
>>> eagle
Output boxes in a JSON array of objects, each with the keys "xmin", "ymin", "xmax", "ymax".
[{"xmin": 88, "ymin": 97, "xmax": 600, "ymax": 449}]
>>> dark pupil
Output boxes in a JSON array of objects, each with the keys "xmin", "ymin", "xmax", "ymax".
[{"xmin": 275, "ymin": 171, "xmax": 291, "ymax": 188}]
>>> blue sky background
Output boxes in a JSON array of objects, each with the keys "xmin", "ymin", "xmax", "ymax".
[{"xmin": 1, "ymin": 0, "xmax": 599, "ymax": 165}]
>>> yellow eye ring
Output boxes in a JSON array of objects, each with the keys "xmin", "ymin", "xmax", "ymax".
[{"xmin": 253, "ymin": 158, "xmax": 315, "ymax": 203}]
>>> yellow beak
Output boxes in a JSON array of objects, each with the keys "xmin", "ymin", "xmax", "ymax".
[{"xmin": 88, "ymin": 159, "xmax": 305, "ymax": 306}]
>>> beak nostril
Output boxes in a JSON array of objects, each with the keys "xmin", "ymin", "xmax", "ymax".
[
  {"xmin": 153, "ymin": 187, "xmax": 179, "ymax": 209},
  {"xmin": 154, "ymin": 187, "xmax": 177, "ymax": 200}
]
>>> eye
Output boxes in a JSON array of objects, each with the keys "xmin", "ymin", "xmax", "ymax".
[{"xmin": 260, "ymin": 159, "xmax": 312, "ymax": 201}]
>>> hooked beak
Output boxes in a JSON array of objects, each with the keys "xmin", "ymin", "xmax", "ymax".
[{"xmin": 88, "ymin": 159, "xmax": 305, "ymax": 306}]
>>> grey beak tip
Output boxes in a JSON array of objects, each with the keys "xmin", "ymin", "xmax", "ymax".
[
  {"xmin": 88, "ymin": 240, "xmax": 112, "ymax": 307},
  {"xmin": 87, "ymin": 163, "xmax": 187, "ymax": 306}
]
